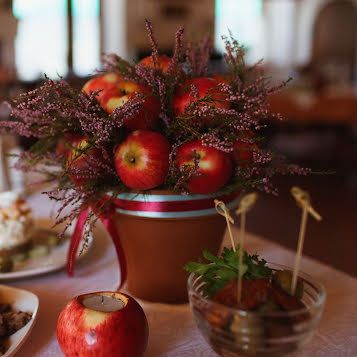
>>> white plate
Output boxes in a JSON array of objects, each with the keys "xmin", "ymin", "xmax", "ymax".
[
  {"xmin": 0, "ymin": 225, "xmax": 93, "ymax": 280},
  {"xmin": 0, "ymin": 284, "xmax": 39, "ymax": 357}
]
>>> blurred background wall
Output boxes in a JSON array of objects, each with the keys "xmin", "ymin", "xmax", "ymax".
[
  {"xmin": 4, "ymin": 0, "xmax": 357, "ymax": 81},
  {"xmin": 0, "ymin": 0, "xmax": 356, "ymax": 275}
]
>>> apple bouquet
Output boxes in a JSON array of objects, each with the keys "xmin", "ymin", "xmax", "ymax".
[{"xmin": 0, "ymin": 21, "xmax": 309, "ymax": 245}]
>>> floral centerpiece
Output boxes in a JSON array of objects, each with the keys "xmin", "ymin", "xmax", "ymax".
[{"xmin": 0, "ymin": 22, "xmax": 308, "ymax": 302}]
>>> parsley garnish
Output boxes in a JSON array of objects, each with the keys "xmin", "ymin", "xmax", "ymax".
[{"xmin": 184, "ymin": 246, "xmax": 272, "ymax": 297}]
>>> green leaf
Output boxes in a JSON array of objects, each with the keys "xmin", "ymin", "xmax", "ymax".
[
  {"xmin": 203, "ymin": 278, "xmax": 228, "ymax": 297},
  {"xmin": 185, "ymin": 246, "xmax": 272, "ymax": 297},
  {"xmin": 215, "ymin": 268, "xmax": 237, "ymax": 281},
  {"xmin": 202, "ymin": 249, "xmax": 221, "ymax": 264},
  {"xmin": 183, "ymin": 261, "xmax": 210, "ymax": 275}
]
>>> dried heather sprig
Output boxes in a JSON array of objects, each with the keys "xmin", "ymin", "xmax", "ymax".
[
  {"xmin": 184, "ymin": 36, "xmax": 212, "ymax": 78},
  {"xmin": 167, "ymin": 26, "xmax": 185, "ymax": 80},
  {"xmin": 102, "ymin": 53, "xmax": 141, "ymax": 83},
  {"xmin": 145, "ymin": 20, "xmax": 160, "ymax": 66}
]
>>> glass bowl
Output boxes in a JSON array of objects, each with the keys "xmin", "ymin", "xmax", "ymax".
[{"xmin": 187, "ymin": 263, "xmax": 326, "ymax": 357}]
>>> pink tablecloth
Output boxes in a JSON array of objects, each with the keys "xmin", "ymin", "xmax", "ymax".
[{"xmin": 4, "ymin": 194, "xmax": 357, "ymax": 357}]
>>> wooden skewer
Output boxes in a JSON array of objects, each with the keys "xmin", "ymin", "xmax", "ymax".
[
  {"xmin": 290, "ymin": 186, "xmax": 322, "ymax": 295},
  {"xmin": 291, "ymin": 187, "xmax": 322, "ymax": 221},
  {"xmin": 235, "ymin": 193, "xmax": 258, "ymax": 304},
  {"xmin": 215, "ymin": 199, "xmax": 235, "ymax": 251},
  {"xmin": 237, "ymin": 210, "xmax": 246, "ymax": 303},
  {"xmin": 235, "ymin": 193, "xmax": 258, "ymax": 216}
]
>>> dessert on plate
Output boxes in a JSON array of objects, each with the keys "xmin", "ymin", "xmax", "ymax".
[
  {"xmin": 0, "ymin": 191, "xmax": 72, "ymax": 274},
  {"xmin": 0, "ymin": 191, "xmax": 34, "ymax": 257}
]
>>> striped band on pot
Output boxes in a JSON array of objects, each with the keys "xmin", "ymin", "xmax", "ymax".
[{"xmin": 106, "ymin": 191, "xmax": 240, "ymax": 218}]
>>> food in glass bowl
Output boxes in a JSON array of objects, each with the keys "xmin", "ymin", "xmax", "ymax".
[{"xmin": 185, "ymin": 247, "xmax": 326, "ymax": 356}]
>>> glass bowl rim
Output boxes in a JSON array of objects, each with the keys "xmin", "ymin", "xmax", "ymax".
[{"xmin": 187, "ymin": 262, "xmax": 326, "ymax": 318}]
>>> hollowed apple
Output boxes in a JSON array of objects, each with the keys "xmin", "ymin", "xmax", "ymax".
[{"xmin": 57, "ymin": 291, "xmax": 148, "ymax": 357}]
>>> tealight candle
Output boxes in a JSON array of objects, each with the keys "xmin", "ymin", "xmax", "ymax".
[{"xmin": 82, "ymin": 294, "xmax": 125, "ymax": 312}]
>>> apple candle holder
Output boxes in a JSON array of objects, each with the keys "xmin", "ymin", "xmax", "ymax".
[
  {"xmin": 111, "ymin": 190, "xmax": 239, "ymax": 303},
  {"xmin": 57, "ymin": 291, "xmax": 148, "ymax": 357}
]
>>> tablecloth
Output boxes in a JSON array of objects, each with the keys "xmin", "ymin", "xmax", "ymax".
[{"xmin": 3, "ymin": 194, "xmax": 357, "ymax": 357}]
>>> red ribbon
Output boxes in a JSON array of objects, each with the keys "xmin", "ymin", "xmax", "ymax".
[
  {"xmin": 66, "ymin": 204, "xmax": 127, "ymax": 289},
  {"xmin": 112, "ymin": 191, "xmax": 237, "ymax": 213},
  {"xmin": 98, "ymin": 208, "xmax": 127, "ymax": 290},
  {"xmin": 66, "ymin": 192, "xmax": 238, "ymax": 289},
  {"xmin": 66, "ymin": 207, "xmax": 89, "ymax": 277}
]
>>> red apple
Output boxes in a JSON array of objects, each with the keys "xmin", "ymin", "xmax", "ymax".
[
  {"xmin": 175, "ymin": 140, "xmax": 232, "ymax": 194},
  {"xmin": 101, "ymin": 82, "xmax": 160, "ymax": 130},
  {"xmin": 173, "ymin": 77, "xmax": 230, "ymax": 117},
  {"xmin": 212, "ymin": 73, "xmax": 231, "ymax": 85},
  {"xmin": 138, "ymin": 55, "xmax": 171, "ymax": 73},
  {"xmin": 56, "ymin": 134, "xmax": 82, "ymax": 157},
  {"xmin": 57, "ymin": 292, "xmax": 148, "ymax": 357},
  {"xmin": 66, "ymin": 136, "xmax": 102, "ymax": 184},
  {"xmin": 232, "ymin": 130, "xmax": 258, "ymax": 168},
  {"xmin": 82, "ymin": 73, "xmax": 122, "ymax": 104},
  {"xmin": 114, "ymin": 130, "xmax": 170, "ymax": 190},
  {"xmin": 138, "ymin": 55, "xmax": 182, "ymax": 75},
  {"xmin": 56, "ymin": 137, "xmax": 69, "ymax": 157}
]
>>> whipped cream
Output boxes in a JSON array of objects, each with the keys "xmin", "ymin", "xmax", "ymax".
[
  {"xmin": 0, "ymin": 191, "xmax": 22, "ymax": 208},
  {"xmin": 0, "ymin": 191, "xmax": 33, "ymax": 250}
]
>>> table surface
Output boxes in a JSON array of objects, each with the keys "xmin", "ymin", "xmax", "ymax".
[{"xmin": 3, "ymin": 194, "xmax": 357, "ymax": 357}]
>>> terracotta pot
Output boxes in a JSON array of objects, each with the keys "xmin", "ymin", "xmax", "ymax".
[{"xmin": 112, "ymin": 190, "xmax": 239, "ymax": 304}]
